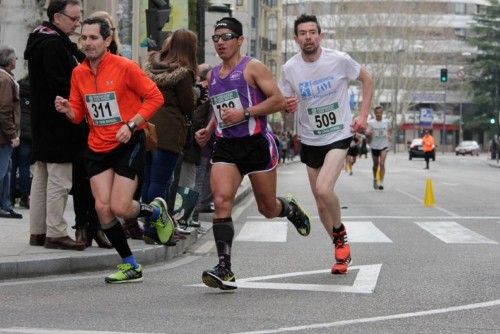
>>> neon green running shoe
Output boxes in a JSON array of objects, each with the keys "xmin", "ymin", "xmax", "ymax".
[
  {"xmin": 285, "ymin": 193, "xmax": 311, "ymax": 236},
  {"xmin": 104, "ymin": 263, "xmax": 143, "ymax": 284},
  {"xmin": 150, "ymin": 197, "xmax": 174, "ymax": 244}
]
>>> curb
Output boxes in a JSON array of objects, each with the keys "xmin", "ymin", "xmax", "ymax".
[
  {"xmin": 0, "ymin": 232, "xmax": 200, "ymax": 280},
  {"xmin": 0, "ymin": 178, "xmax": 252, "ymax": 280}
]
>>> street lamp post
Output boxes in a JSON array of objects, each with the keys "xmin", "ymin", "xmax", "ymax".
[{"xmin": 442, "ymin": 89, "xmax": 447, "ymax": 155}]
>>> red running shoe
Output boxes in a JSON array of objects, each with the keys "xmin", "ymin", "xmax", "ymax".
[{"xmin": 331, "ymin": 227, "xmax": 351, "ymax": 274}]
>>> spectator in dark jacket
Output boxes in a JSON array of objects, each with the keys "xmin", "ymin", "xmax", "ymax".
[
  {"xmin": 0, "ymin": 45, "xmax": 22, "ymax": 219},
  {"xmin": 10, "ymin": 76, "xmax": 32, "ymax": 209},
  {"xmin": 141, "ymin": 29, "xmax": 198, "ymax": 244},
  {"xmin": 24, "ymin": 0, "xmax": 85, "ymax": 250}
]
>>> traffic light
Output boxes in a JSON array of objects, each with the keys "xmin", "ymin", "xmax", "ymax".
[
  {"xmin": 146, "ymin": 0, "xmax": 170, "ymax": 50},
  {"xmin": 490, "ymin": 117, "xmax": 496, "ymax": 124},
  {"xmin": 440, "ymin": 68, "xmax": 448, "ymax": 83}
]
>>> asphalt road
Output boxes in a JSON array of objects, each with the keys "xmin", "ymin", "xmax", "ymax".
[{"xmin": 0, "ymin": 153, "xmax": 499, "ymax": 334}]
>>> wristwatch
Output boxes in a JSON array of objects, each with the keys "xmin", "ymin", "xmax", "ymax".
[
  {"xmin": 126, "ymin": 121, "xmax": 137, "ymax": 133},
  {"xmin": 243, "ymin": 108, "xmax": 251, "ymax": 120}
]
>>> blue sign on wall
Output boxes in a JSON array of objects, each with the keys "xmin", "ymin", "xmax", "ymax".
[{"xmin": 420, "ymin": 108, "xmax": 433, "ymax": 127}]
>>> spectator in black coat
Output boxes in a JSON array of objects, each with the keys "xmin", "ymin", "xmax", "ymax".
[{"xmin": 24, "ymin": 0, "xmax": 85, "ymax": 250}]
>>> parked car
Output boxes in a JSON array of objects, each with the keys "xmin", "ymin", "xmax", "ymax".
[
  {"xmin": 455, "ymin": 140, "xmax": 480, "ymax": 156},
  {"xmin": 409, "ymin": 138, "xmax": 435, "ymax": 160}
]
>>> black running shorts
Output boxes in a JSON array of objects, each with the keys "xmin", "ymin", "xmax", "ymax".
[
  {"xmin": 371, "ymin": 147, "xmax": 388, "ymax": 157},
  {"xmin": 86, "ymin": 130, "xmax": 145, "ymax": 180},
  {"xmin": 300, "ymin": 136, "xmax": 352, "ymax": 169},
  {"xmin": 211, "ymin": 133, "xmax": 277, "ymax": 176}
]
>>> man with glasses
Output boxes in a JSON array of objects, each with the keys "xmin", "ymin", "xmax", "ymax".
[
  {"xmin": 195, "ymin": 17, "xmax": 311, "ymax": 290},
  {"xmin": 24, "ymin": 0, "xmax": 85, "ymax": 251}
]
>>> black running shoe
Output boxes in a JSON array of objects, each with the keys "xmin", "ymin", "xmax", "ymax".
[
  {"xmin": 202, "ymin": 264, "xmax": 237, "ymax": 290},
  {"xmin": 285, "ymin": 193, "xmax": 311, "ymax": 236}
]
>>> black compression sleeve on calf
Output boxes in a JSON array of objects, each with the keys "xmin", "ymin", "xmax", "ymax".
[
  {"xmin": 138, "ymin": 202, "xmax": 155, "ymax": 217},
  {"xmin": 277, "ymin": 197, "xmax": 293, "ymax": 217},
  {"xmin": 212, "ymin": 217, "xmax": 234, "ymax": 266},
  {"xmin": 101, "ymin": 219, "xmax": 132, "ymax": 259}
]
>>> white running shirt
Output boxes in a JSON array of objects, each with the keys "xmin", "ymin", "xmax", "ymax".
[
  {"xmin": 278, "ymin": 47, "xmax": 361, "ymax": 146},
  {"xmin": 367, "ymin": 118, "xmax": 391, "ymax": 150}
]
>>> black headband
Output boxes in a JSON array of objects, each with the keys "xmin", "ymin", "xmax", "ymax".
[{"xmin": 214, "ymin": 18, "xmax": 242, "ymax": 37}]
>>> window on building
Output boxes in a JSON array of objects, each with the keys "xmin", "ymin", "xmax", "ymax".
[
  {"xmin": 236, "ymin": 0, "xmax": 243, "ymax": 6},
  {"xmin": 268, "ymin": 15, "xmax": 277, "ymax": 49},
  {"xmin": 454, "ymin": 3, "xmax": 466, "ymax": 15},
  {"xmin": 251, "ymin": 40, "xmax": 256, "ymax": 57},
  {"xmin": 466, "ymin": 3, "xmax": 478, "ymax": 15},
  {"xmin": 454, "ymin": 28, "xmax": 467, "ymax": 40}
]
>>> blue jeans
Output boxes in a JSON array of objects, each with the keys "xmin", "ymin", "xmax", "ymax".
[
  {"xmin": 141, "ymin": 148, "xmax": 179, "ymax": 209},
  {"xmin": 10, "ymin": 141, "xmax": 32, "ymax": 199},
  {"xmin": 0, "ymin": 144, "xmax": 14, "ymax": 210}
]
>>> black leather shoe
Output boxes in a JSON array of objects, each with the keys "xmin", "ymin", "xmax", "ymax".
[
  {"xmin": 44, "ymin": 236, "xmax": 86, "ymax": 251},
  {"xmin": 0, "ymin": 209, "xmax": 22, "ymax": 219}
]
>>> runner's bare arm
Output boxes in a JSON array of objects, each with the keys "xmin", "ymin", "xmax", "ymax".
[
  {"xmin": 243, "ymin": 59, "xmax": 286, "ymax": 117},
  {"xmin": 351, "ymin": 68, "xmax": 373, "ymax": 133}
]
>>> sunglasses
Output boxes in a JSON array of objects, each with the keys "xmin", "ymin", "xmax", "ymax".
[
  {"xmin": 58, "ymin": 11, "xmax": 81, "ymax": 23},
  {"xmin": 211, "ymin": 32, "xmax": 239, "ymax": 42}
]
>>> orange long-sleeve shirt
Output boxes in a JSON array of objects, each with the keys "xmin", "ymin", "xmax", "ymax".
[
  {"xmin": 69, "ymin": 52, "xmax": 164, "ymax": 153},
  {"xmin": 422, "ymin": 134, "xmax": 435, "ymax": 152}
]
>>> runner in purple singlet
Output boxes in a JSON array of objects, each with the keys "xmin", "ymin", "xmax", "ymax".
[{"xmin": 195, "ymin": 17, "xmax": 312, "ymax": 290}]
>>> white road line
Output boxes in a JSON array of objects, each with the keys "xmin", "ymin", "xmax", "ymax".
[
  {"xmin": 192, "ymin": 240, "xmax": 214, "ymax": 254},
  {"xmin": 344, "ymin": 221, "xmax": 392, "ymax": 243},
  {"xmin": 248, "ymin": 215, "xmax": 500, "ymax": 220},
  {"xmin": 188, "ymin": 264, "xmax": 382, "ymax": 294},
  {"xmin": 235, "ymin": 221, "xmax": 288, "ymax": 242},
  {"xmin": 397, "ymin": 189, "xmax": 460, "ymax": 217},
  {"xmin": 415, "ymin": 221, "xmax": 498, "ymax": 244},
  {"xmin": 0, "ymin": 328, "xmax": 152, "ymax": 334},
  {"xmin": 231, "ymin": 299, "xmax": 500, "ymax": 334}
]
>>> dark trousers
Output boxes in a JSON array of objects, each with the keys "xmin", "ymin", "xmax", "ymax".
[
  {"xmin": 10, "ymin": 141, "xmax": 32, "ymax": 199},
  {"xmin": 424, "ymin": 151, "xmax": 432, "ymax": 168},
  {"xmin": 72, "ymin": 151, "xmax": 99, "ymax": 230}
]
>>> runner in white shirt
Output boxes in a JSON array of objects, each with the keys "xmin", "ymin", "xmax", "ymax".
[
  {"xmin": 366, "ymin": 106, "xmax": 392, "ymax": 190},
  {"xmin": 279, "ymin": 14, "xmax": 373, "ymax": 274}
]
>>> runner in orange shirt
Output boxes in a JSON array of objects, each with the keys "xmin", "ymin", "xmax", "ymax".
[
  {"xmin": 55, "ymin": 17, "xmax": 172, "ymax": 284},
  {"xmin": 422, "ymin": 129, "xmax": 435, "ymax": 170}
]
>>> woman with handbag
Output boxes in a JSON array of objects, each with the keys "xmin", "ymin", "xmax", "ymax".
[{"xmin": 141, "ymin": 29, "xmax": 198, "ymax": 244}]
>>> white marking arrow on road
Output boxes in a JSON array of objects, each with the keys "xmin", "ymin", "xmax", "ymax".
[{"xmin": 188, "ymin": 264, "xmax": 382, "ymax": 294}]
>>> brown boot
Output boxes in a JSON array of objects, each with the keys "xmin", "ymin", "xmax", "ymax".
[
  {"xmin": 93, "ymin": 230, "xmax": 113, "ymax": 249},
  {"xmin": 123, "ymin": 219, "xmax": 144, "ymax": 240},
  {"xmin": 75, "ymin": 228, "xmax": 89, "ymax": 248},
  {"xmin": 29, "ymin": 234, "xmax": 46, "ymax": 246}
]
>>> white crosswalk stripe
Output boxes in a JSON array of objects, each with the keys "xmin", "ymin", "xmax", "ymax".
[
  {"xmin": 235, "ymin": 221, "xmax": 288, "ymax": 242},
  {"xmin": 237, "ymin": 218, "xmax": 498, "ymax": 245},
  {"xmin": 343, "ymin": 221, "xmax": 393, "ymax": 243},
  {"xmin": 415, "ymin": 221, "xmax": 498, "ymax": 244}
]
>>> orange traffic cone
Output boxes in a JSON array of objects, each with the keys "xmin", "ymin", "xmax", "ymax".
[{"xmin": 423, "ymin": 177, "xmax": 435, "ymax": 207}]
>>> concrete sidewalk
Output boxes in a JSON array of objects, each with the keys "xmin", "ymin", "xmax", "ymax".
[{"xmin": 0, "ymin": 178, "xmax": 252, "ymax": 280}]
